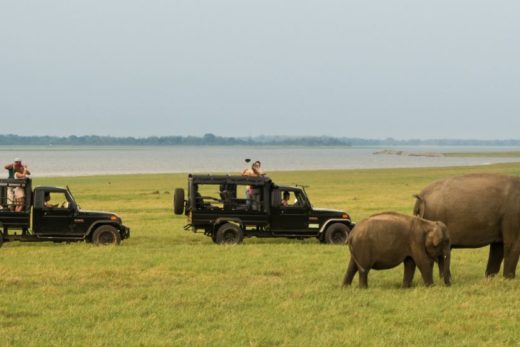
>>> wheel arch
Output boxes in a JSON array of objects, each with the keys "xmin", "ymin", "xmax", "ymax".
[
  {"xmin": 319, "ymin": 219, "xmax": 354, "ymax": 238},
  {"xmin": 212, "ymin": 218, "xmax": 244, "ymax": 234},
  {"xmin": 86, "ymin": 222, "xmax": 125, "ymax": 239}
]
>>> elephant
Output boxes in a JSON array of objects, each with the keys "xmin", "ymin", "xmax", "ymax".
[
  {"xmin": 413, "ymin": 173, "xmax": 520, "ymax": 279},
  {"xmin": 343, "ymin": 212, "xmax": 451, "ymax": 288}
]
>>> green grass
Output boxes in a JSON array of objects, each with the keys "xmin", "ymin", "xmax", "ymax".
[
  {"xmin": 3, "ymin": 164, "xmax": 520, "ymax": 346},
  {"xmin": 444, "ymin": 151, "xmax": 520, "ymax": 158}
]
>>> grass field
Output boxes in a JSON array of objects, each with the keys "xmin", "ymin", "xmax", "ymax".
[
  {"xmin": 2, "ymin": 163, "xmax": 520, "ymax": 346},
  {"xmin": 444, "ymin": 151, "xmax": 520, "ymax": 158}
]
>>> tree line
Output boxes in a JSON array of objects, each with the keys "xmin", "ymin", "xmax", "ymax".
[{"xmin": 0, "ymin": 134, "xmax": 519, "ymax": 146}]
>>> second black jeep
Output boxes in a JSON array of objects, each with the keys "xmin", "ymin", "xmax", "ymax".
[
  {"xmin": 174, "ymin": 174, "xmax": 354, "ymax": 244},
  {"xmin": 0, "ymin": 178, "xmax": 130, "ymax": 247}
]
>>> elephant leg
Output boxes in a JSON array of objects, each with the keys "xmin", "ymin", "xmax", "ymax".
[
  {"xmin": 437, "ymin": 255, "xmax": 452, "ymax": 286},
  {"xmin": 503, "ymin": 243, "xmax": 520, "ymax": 279},
  {"xmin": 501, "ymin": 219, "xmax": 520, "ymax": 279},
  {"xmin": 437, "ymin": 255, "xmax": 445, "ymax": 279},
  {"xmin": 359, "ymin": 270, "xmax": 369, "ymax": 289},
  {"xmin": 342, "ymin": 257, "xmax": 358, "ymax": 287},
  {"xmin": 485, "ymin": 242, "xmax": 503, "ymax": 277},
  {"xmin": 416, "ymin": 258, "xmax": 434, "ymax": 287},
  {"xmin": 402, "ymin": 257, "xmax": 416, "ymax": 288}
]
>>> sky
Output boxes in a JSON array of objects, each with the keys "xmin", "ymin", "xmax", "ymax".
[{"xmin": 0, "ymin": 1, "xmax": 519, "ymax": 139}]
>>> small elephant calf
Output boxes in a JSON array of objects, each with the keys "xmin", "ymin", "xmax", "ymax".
[{"xmin": 343, "ymin": 212, "xmax": 451, "ymax": 288}]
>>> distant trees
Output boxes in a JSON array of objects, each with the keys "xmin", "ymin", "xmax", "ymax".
[{"xmin": 0, "ymin": 133, "xmax": 518, "ymax": 146}]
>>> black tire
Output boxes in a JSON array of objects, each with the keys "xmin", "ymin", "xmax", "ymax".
[
  {"xmin": 215, "ymin": 223, "xmax": 243, "ymax": 245},
  {"xmin": 324, "ymin": 223, "xmax": 350, "ymax": 245},
  {"xmin": 92, "ymin": 225, "xmax": 122, "ymax": 245},
  {"xmin": 174, "ymin": 188, "xmax": 185, "ymax": 215}
]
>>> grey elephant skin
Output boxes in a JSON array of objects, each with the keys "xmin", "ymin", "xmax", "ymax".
[
  {"xmin": 414, "ymin": 173, "xmax": 520, "ymax": 279},
  {"xmin": 343, "ymin": 212, "xmax": 451, "ymax": 289}
]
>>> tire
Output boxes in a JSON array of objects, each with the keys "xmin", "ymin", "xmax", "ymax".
[
  {"xmin": 324, "ymin": 223, "xmax": 350, "ymax": 245},
  {"xmin": 92, "ymin": 225, "xmax": 122, "ymax": 245},
  {"xmin": 174, "ymin": 188, "xmax": 185, "ymax": 215},
  {"xmin": 215, "ymin": 223, "xmax": 243, "ymax": 245}
]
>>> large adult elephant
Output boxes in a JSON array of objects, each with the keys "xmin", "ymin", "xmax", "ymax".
[{"xmin": 413, "ymin": 173, "xmax": 520, "ymax": 279}]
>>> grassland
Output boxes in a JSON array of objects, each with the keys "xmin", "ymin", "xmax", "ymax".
[
  {"xmin": 444, "ymin": 151, "xmax": 520, "ymax": 158},
  {"xmin": 2, "ymin": 163, "xmax": 520, "ymax": 346}
]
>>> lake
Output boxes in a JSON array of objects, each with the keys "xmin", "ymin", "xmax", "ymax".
[{"xmin": 1, "ymin": 145, "xmax": 520, "ymax": 177}]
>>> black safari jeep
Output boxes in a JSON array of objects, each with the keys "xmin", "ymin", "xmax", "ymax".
[
  {"xmin": 174, "ymin": 174, "xmax": 354, "ymax": 244},
  {"xmin": 0, "ymin": 178, "xmax": 130, "ymax": 247}
]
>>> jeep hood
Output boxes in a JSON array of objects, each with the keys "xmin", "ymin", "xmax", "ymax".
[
  {"xmin": 312, "ymin": 208, "xmax": 346, "ymax": 216},
  {"xmin": 78, "ymin": 210, "xmax": 120, "ymax": 219}
]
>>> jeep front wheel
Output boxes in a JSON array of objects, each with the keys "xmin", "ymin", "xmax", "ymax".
[
  {"xmin": 215, "ymin": 223, "xmax": 243, "ymax": 245},
  {"xmin": 92, "ymin": 225, "xmax": 122, "ymax": 245},
  {"xmin": 324, "ymin": 223, "xmax": 350, "ymax": 245}
]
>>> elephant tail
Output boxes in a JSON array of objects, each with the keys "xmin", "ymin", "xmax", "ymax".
[
  {"xmin": 348, "ymin": 241, "xmax": 367, "ymax": 273},
  {"xmin": 413, "ymin": 194, "xmax": 425, "ymax": 217}
]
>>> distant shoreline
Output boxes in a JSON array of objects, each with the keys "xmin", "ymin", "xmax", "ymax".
[
  {"xmin": 28, "ymin": 162, "xmax": 520, "ymax": 179},
  {"xmin": 374, "ymin": 149, "xmax": 520, "ymax": 158},
  {"xmin": 4, "ymin": 146, "xmax": 520, "ymax": 178},
  {"xmin": 2, "ymin": 134, "xmax": 520, "ymax": 147}
]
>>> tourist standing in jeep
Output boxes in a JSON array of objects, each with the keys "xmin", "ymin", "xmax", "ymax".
[
  {"xmin": 242, "ymin": 160, "xmax": 263, "ymax": 177},
  {"xmin": 4, "ymin": 158, "xmax": 30, "ymax": 178},
  {"xmin": 242, "ymin": 160, "xmax": 264, "ymax": 210},
  {"xmin": 4, "ymin": 158, "xmax": 31, "ymax": 211}
]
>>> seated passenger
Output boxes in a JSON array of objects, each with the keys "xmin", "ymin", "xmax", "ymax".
[
  {"xmin": 281, "ymin": 191, "xmax": 290, "ymax": 207},
  {"xmin": 43, "ymin": 192, "xmax": 58, "ymax": 209}
]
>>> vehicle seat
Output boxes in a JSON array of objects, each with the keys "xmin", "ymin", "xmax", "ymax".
[{"xmin": 195, "ymin": 192, "xmax": 204, "ymax": 209}]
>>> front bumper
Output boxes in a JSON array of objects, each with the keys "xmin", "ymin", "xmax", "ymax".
[{"xmin": 120, "ymin": 224, "xmax": 131, "ymax": 239}]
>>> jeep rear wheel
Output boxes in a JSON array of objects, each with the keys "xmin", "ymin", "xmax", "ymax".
[
  {"xmin": 174, "ymin": 188, "xmax": 185, "ymax": 215},
  {"xmin": 92, "ymin": 225, "xmax": 121, "ymax": 245},
  {"xmin": 215, "ymin": 223, "xmax": 243, "ymax": 245},
  {"xmin": 324, "ymin": 223, "xmax": 350, "ymax": 245}
]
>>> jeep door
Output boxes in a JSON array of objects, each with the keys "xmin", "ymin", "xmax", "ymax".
[
  {"xmin": 34, "ymin": 190, "xmax": 77, "ymax": 235},
  {"xmin": 270, "ymin": 189, "xmax": 309, "ymax": 232}
]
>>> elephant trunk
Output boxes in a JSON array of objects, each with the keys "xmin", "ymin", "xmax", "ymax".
[{"xmin": 442, "ymin": 244, "xmax": 451, "ymax": 286}]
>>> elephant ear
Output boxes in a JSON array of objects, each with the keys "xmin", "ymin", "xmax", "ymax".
[{"xmin": 426, "ymin": 225, "xmax": 444, "ymax": 247}]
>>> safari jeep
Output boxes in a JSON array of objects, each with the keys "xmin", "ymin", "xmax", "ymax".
[
  {"xmin": 0, "ymin": 178, "xmax": 130, "ymax": 247},
  {"xmin": 174, "ymin": 174, "xmax": 354, "ymax": 244}
]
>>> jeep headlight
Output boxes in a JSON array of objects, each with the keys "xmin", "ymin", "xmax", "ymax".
[{"xmin": 110, "ymin": 215, "xmax": 121, "ymax": 223}]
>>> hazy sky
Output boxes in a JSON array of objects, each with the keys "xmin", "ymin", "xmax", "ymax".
[{"xmin": 1, "ymin": 1, "xmax": 519, "ymax": 139}]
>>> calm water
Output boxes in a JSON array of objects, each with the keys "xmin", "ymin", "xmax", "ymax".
[{"xmin": 1, "ymin": 146, "xmax": 520, "ymax": 177}]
